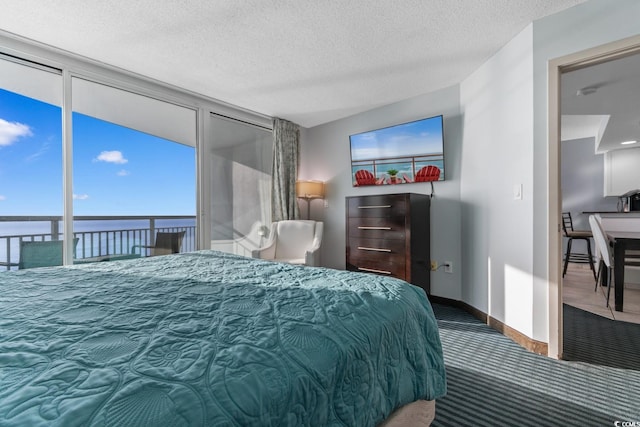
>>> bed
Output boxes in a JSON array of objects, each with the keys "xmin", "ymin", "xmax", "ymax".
[{"xmin": 0, "ymin": 250, "xmax": 446, "ymax": 426}]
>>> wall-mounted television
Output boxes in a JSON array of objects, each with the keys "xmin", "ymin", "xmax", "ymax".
[{"xmin": 349, "ymin": 115, "xmax": 444, "ymax": 187}]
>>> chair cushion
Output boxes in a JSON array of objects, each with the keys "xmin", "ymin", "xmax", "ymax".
[
  {"xmin": 274, "ymin": 221, "xmax": 316, "ymax": 260},
  {"xmin": 567, "ymin": 230, "xmax": 592, "ymax": 238}
]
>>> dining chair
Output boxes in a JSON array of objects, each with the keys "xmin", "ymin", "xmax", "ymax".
[
  {"xmin": 562, "ymin": 212, "xmax": 596, "ymax": 280},
  {"xmin": 589, "ymin": 215, "xmax": 613, "ymax": 305}
]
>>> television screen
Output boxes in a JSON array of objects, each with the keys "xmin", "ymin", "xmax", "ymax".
[{"xmin": 349, "ymin": 115, "xmax": 444, "ymax": 187}]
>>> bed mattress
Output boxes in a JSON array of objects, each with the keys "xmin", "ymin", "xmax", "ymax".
[{"xmin": 0, "ymin": 250, "xmax": 446, "ymax": 426}]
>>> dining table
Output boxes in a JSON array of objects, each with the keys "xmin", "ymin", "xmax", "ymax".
[{"xmin": 605, "ymin": 230, "xmax": 640, "ymax": 312}]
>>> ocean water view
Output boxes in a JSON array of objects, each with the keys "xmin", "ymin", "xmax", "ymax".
[
  {"xmin": 1, "ymin": 86, "xmax": 197, "ymax": 271},
  {"xmin": 0, "ymin": 217, "xmax": 196, "ymax": 270},
  {"xmin": 351, "ymin": 159, "xmax": 445, "ymax": 182}
]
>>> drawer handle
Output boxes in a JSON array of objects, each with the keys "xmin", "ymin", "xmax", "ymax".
[
  {"xmin": 357, "ymin": 246, "xmax": 392, "ymax": 253},
  {"xmin": 358, "ymin": 205, "xmax": 392, "ymax": 209},
  {"xmin": 357, "ymin": 226, "xmax": 392, "ymax": 230},
  {"xmin": 358, "ymin": 267, "xmax": 392, "ymax": 275}
]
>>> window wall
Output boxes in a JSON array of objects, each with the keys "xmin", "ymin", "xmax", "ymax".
[
  {"xmin": 0, "ymin": 56, "xmax": 63, "ymax": 270},
  {"xmin": 0, "ymin": 38, "xmax": 274, "ymax": 270},
  {"xmin": 209, "ymin": 114, "xmax": 273, "ymax": 256},
  {"xmin": 71, "ymin": 78, "xmax": 197, "ymax": 263},
  {"xmin": 0, "ymin": 52, "xmax": 198, "ymax": 269}
]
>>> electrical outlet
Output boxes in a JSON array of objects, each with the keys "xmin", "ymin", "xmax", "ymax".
[
  {"xmin": 444, "ymin": 261, "xmax": 453, "ymax": 273},
  {"xmin": 430, "ymin": 260, "xmax": 438, "ymax": 271}
]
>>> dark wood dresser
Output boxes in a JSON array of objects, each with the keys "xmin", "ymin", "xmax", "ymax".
[{"xmin": 346, "ymin": 193, "xmax": 431, "ymax": 294}]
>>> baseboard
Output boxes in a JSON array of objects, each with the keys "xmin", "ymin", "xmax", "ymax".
[{"xmin": 430, "ymin": 296, "xmax": 549, "ymax": 356}]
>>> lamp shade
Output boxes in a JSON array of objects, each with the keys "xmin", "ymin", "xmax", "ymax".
[{"xmin": 296, "ymin": 180, "xmax": 325, "ymax": 199}]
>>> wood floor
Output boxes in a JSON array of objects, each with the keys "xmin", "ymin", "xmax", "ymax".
[{"xmin": 563, "ymin": 263, "xmax": 640, "ymax": 325}]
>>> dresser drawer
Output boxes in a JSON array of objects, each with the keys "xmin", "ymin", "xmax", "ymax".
[
  {"xmin": 347, "ymin": 218, "xmax": 406, "ymax": 239},
  {"xmin": 347, "ymin": 237, "xmax": 406, "ymax": 279},
  {"xmin": 347, "ymin": 256, "xmax": 406, "ymax": 279},
  {"xmin": 348, "ymin": 237, "xmax": 406, "ymax": 256},
  {"xmin": 347, "ymin": 195, "xmax": 407, "ymax": 218}
]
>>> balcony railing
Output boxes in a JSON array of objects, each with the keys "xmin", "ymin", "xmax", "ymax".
[
  {"xmin": 351, "ymin": 153, "xmax": 445, "ymax": 180},
  {"xmin": 0, "ymin": 215, "xmax": 196, "ymax": 271}
]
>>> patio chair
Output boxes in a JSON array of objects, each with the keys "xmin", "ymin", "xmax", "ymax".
[
  {"xmin": 414, "ymin": 165, "xmax": 441, "ymax": 196},
  {"xmin": 354, "ymin": 170, "xmax": 379, "ymax": 186},
  {"xmin": 18, "ymin": 238, "xmax": 79, "ymax": 269},
  {"xmin": 415, "ymin": 165, "xmax": 441, "ymax": 182},
  {"xmin": 131, "ymin": 231, "xmax": 186, "ymax": 257}
]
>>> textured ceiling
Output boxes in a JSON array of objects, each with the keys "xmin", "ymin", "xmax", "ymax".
[{"xmin": 0, "ymin": 0, "xmax": 586, "ymax": 128}]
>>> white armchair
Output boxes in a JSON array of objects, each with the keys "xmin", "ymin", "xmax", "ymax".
[{"xmin": 252, "ymin": 220, "xmax": 323, "ymax": 266}]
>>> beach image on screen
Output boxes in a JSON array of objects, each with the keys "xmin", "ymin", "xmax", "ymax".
[{"xmin": 349, "ymin": 115, "xmax": 444, "ymax": 186}]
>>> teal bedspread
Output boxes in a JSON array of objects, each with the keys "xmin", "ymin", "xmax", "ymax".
[{"xmin": 0, "ymin": 250, "xmax": 446, "ymax": 426}]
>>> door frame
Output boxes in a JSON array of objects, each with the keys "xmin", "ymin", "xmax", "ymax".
[{"xmin": 548, "ymin": 34, "xmax": 640, "ymax": 359}]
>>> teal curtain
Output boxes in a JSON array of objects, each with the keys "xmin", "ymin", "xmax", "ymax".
[{"xmin": 271, "ymin": 117, "xmax": 300, "ymax": 221}]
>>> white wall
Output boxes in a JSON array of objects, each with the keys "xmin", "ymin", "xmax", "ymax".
[
  {"xmin": 459, "ymin": 25, "xmax": 535, "ymax": 337},
  {"xmin": 456, "ymin": 0, "xmax": 640, "ymax": 343},
  {"xmin": 301, "ymin": 0, "xmax": 640, "ymax": 346},
  {"xmin": 532, "ymin": 0, "xmax": 640, "ymax": 342},
  {"xmin": 561, "ymin": 137, "xmax": 616, "ymax": 228},
  {"xmin": 300, "ymin": 86, "xmax": 463, "ymax": 300}
]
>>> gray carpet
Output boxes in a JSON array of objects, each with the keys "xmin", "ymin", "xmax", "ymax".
[
  {"xmin": 431, "ymin": 303, "xmax": 640, "ymax": 427},
  {"xmin": 563, "ymin": 304, "xmax": 640, "ymax": 370}
]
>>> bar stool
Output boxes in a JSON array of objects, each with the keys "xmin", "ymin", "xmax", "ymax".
[{"xmin": 562, "ymin": 212, "xmax": 596, "ymax": 280}]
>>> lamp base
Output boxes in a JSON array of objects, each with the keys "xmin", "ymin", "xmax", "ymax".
[{"xmin": 301, "ymin": 199, "xmax": 311, "ymax": 220}]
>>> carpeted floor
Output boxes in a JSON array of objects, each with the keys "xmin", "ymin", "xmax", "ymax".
[
  {"xmin": 431, "ymin": 303, "xmax": 640, "ymax": 427},
  {"xmin": 563, "ymin": 303, "xmax": 640, "ymax": 369}
]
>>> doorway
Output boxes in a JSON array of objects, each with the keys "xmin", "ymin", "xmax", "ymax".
[{"xmin": 549, "ymin": 34, "xmax": 640, "ymax": 360}]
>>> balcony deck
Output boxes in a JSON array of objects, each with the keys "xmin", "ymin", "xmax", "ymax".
[{"xmin": 0, "ymin": 215, "xmax": 196, "ymax": 271}]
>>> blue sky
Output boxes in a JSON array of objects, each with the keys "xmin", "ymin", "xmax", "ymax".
[
  {"xmin": 350, "ymin": 115, "xmax": 444, "ymax": 161},
  {"xmin": 0, "ymin": 88, "xmax": 196, "ymax": 216}
]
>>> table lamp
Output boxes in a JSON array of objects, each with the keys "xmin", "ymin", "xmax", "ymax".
[{"xmin": 296, "ymin": 180, "xmax": 325, "ymax": 219}]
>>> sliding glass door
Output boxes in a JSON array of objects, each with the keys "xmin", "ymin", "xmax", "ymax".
[{"xmin": 209, "ymin": 114, "xmax": 272, "ymax": 256}]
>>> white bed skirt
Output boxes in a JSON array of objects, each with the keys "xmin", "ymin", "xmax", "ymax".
[{"xmin": 379, "ymin": 400, "xmax": 436, "ymax": 427}]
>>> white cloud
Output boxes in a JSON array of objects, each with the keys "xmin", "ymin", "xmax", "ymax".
[
  {"xmin": 94, "ymin": 150, "xmax": 128, "ymax": 164},
  {"xmin": 117, "ymin": 169, "xmax": 130, "ymax": 176},
  {"xmin": 0, "ymin": 118, "xmax": 32, "ymax": 146},
  {"xmin": 0, "ymin": 195, "xmax": 6, "ymax": 201},
  {"xmin": 73, "ymin": 194, "xmax": 89, "ymax": 200}
]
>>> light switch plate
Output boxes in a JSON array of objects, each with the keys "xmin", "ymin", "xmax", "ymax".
[{"xmin": 514, "ymin": 184, "xmax": 523, "ymax": 200}]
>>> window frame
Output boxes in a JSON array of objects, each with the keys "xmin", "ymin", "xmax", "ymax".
[{"xmin": 1, "ymin": 33, "xmax": 273, "ymax": 265}]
